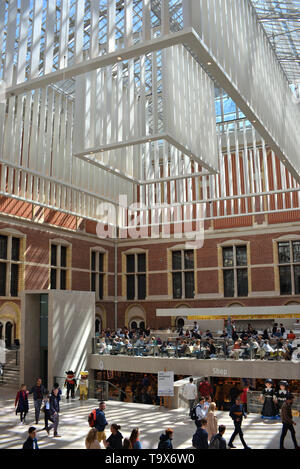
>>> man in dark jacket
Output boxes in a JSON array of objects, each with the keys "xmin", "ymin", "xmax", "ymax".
[
  {"xmin": 158, "ymin": 428, "xmax": 174, "ymax": 450},
  {"xmin": 209, "ymin": 425, "xmax": 227, "ymax": 449},
  {"xmin": 192, "ymin": 419, "xmax": 209, "ymax": 449},
  {"xmin": 95, "ymin": 401, "xmax": 108, "ymax": 447},
  {"xmin": 48, "ymin": 388, "xmax": 61, "ymax": 437},
  {"xmin": 228, "ymin": 398, "xmax": 251, "ymax": 449},
  {"xmin": 28, "ymin": 378, "xmax": 47, "ymax": 424},
  {"xmin": 22, "ymin": 427, "xmax": 39, "ymax": 449},
  {"xmin": 280, "ymin": 394, "xmax": 300, "ymax": 449}
]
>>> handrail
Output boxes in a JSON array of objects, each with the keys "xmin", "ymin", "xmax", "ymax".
[{"xmin": 95, "ymin": 380, "xmax": 127, "ymax": 397}]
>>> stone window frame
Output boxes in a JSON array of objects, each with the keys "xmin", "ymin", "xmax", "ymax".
[
  {"xmin": 49, "ymin": 238, "xmax": 72, "ymax": 290},
  {"xmin": 0, "ymin": 229, "xmax": 26, "ymax": 299},
  {"xmin": 167, "ymin": 245, "xmax": 197, "ymax": 300},
  {"xmin": 217, "ymin": 240, "xmax": 251, "ymax": 298},
  {"xmin": 90, "ymin": 247, "xmax": 108, "ymax": 300},
  {"xmin": 122, "ymin": 248, "xmax": 148, "ymax": 301},
  {"xmin": 273, "ymin": 235, "xmax": 300, "ymax": 296}
]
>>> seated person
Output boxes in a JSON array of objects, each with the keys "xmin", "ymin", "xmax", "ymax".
[
  {"xmin": 283, "ymin": 340, "xmax": 293, "ymax": 361},
  {"xmin": 249, "ymin": 339, "xmax": 259, "ymax": 359},
  {"xmin": 242, "ymin": 343, "xmax": 251, "ymax": 359},
  {"xmin": 262, "ymin": 329, "xmax": 270, "ymax": 340},
  {"xmin": 208, "ymin": 339, "xmax": 217, "ymax": 358},
  {"xmin": 261, "ymin": 340, "xmax": 274, "ymax": 357},
  {"xmin": 287, "ymin": 331, "xmax": 296, "ymax": 340}
]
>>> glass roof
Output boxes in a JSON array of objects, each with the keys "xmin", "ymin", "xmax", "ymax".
[{"xmin": 251, "ymin": 0, "xmax": 300, "ymax": 84}]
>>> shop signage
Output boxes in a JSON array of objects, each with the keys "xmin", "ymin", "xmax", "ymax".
[{"xmin": 212, "ymin": 368, "xmax": 228, "ymax": 376}]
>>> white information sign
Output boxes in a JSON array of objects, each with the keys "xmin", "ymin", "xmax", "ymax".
[{"xmin": 158, "ymin": 371, "xmax": 174, "ymax": 397}]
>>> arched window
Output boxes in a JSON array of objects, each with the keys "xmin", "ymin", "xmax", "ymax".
[
  {"xmin": 176, "ymin": 318, "xmax": 185, "ymax": 328},
  {"xmin": 0, "ymin": 322, "xmax": 3, "ymax": 340},
  {"xmin": 130, "ymin": 321, "xmax": 138, "ymax": 330}
]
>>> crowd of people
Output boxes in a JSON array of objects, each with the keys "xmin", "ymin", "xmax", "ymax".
[
  {"xmin": 95, "ymin": 322, "xmax": 299, "ymax": 362},
  {"xmin": 19, "ymin": 375, "xmax": 299, "ymax": 450},
  {"xmin": 15, "ymin": 378, "xmax": 62, "ymax": 437}
]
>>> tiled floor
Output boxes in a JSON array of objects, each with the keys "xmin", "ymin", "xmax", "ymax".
[{"xmin": 0, "ymin": 386, "xmax": 299, "ymax": 450}]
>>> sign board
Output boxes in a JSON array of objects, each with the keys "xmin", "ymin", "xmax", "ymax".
[{"xmin": 158, "ymin": 371, "xmax": 174, "ymax": 397}]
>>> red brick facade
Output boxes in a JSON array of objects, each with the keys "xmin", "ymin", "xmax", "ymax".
[{"xmin": 1, "ymin": 195, "xmax": 300, "ymax": 339}]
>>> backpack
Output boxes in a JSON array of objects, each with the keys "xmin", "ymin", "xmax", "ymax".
[
  {"xmin": 208, "ymin": 434, "xmax": 220, "ymax": 450},
  {"xmin": 190, "ymin": 404, "xmax": 199, "ymax": 421},
  {"xmin": 88, "ymin": 409, "xmax": 97, "ymax": 428}
]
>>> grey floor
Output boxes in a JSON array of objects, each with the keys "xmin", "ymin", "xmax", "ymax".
[{"xmin": 0, "ymin": 385, "xmax": 299, "ymax": 450}]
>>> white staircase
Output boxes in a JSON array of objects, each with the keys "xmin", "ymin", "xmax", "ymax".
[{"xmin": 1, "ymin": 349, "xmax": 20, "ymax": 389}]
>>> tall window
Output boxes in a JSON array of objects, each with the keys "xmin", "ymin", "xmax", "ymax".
[
  {"xmin": 126, "ymin": 253, "xmax": 146, "ymax": 300},
  {"xmin": 172, "ymin": 250, "xmax": 195, "ymax": 299},
  {"xmin": 222, "ymin": 245, "xmax": 248, "ymax": 298},
  {"xmin": 91, "ymin": 251, "xmax": 105, "ymax": 300},
  {"xmin": 0, "ymin": 235, "xmax": 21, "ymax": 297},
  {"xmin": 278, "ymin": 241, "xmax": 300, "ymax": 295},
  {"xmin": 50, "ymin": 244, "xmax": 70, "ymax": 290}
]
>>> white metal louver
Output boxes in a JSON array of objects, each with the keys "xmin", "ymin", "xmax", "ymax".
[
  {"xmin": 73, "ymin": 44, "xmax": 218, "ymax": 176},
  {"xmin": 0, "ymin": 0, "xmax": 299, "ymax": 230}
]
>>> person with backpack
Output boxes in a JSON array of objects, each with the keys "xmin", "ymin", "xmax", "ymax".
[
  {"xmin": 89, "ymin": 401, "xmax": 108, "ymax": 448},
  {"xmin": 192, "ymin": 419, "xmax": 209, "ymax": 449},
  {"xmin": 208, "ymin": 425, "xmax": 227, "ymax": 450},
  {"xmin": 158, "ymin": 428, "xmax": 174, "ymax": 450},
  {"xmin": 191, "ymin": 397, "xmax": 208, "ymax": 427}
]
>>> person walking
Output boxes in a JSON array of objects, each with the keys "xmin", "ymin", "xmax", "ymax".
[
  {"xmin": 41, "ymin": 394, "xmax": 51, "ymax": 434},
  {"xmin": 129, "ymin": 428, "xmax": 142, "ymax": 449},
  {"xmin": 280, "ymin": 394, "xmax": 300, "ymax": 450},
  {"xmin": 209, "ymin": 425, "xmax": 227, "ymax": 450},
  {"xmin": 158, "ymin": 428, "xmax": 174, "ymax": 450},
  {"xmin": 28, "ymin": 378, "xmax": 47, "ymax": 425},
  {"xmin": 22, "ymin": 427, "xmax": 39, "ymax": 449},
  {"xmin": 48, "ymin": 387, "xmax": 61, "ymax": 437},
  {"xmin": 15, "ymin": 384, "xmax": 29, "ymax": 425},
  {"xmin": 105, "ymin": 424, "xmax": 123, "ymax": 449},
  {"xmin": 183, "ymin": 378, "xmax": 198, "ymax": 418},
  {"xmin": 85, "ymin": 428, "xmax": 101, "ymax": 449},
  {"xmin": 206, "ymin": 402, "xmax": 218, "ymax": 442},
  {"xmin": 228, "ymin": 397, "xmax": 251, "ymax": 449},
  {"xmin": 192, "ymin": 419, "xmax": 209, "ymax": 449},
  {"xmin": 94, "ymin": 401, "xmax": 108, "ymax": 448},
  {"xmin": 194, "ymin": 397, "xmax": 209, "ymax": 427}
]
